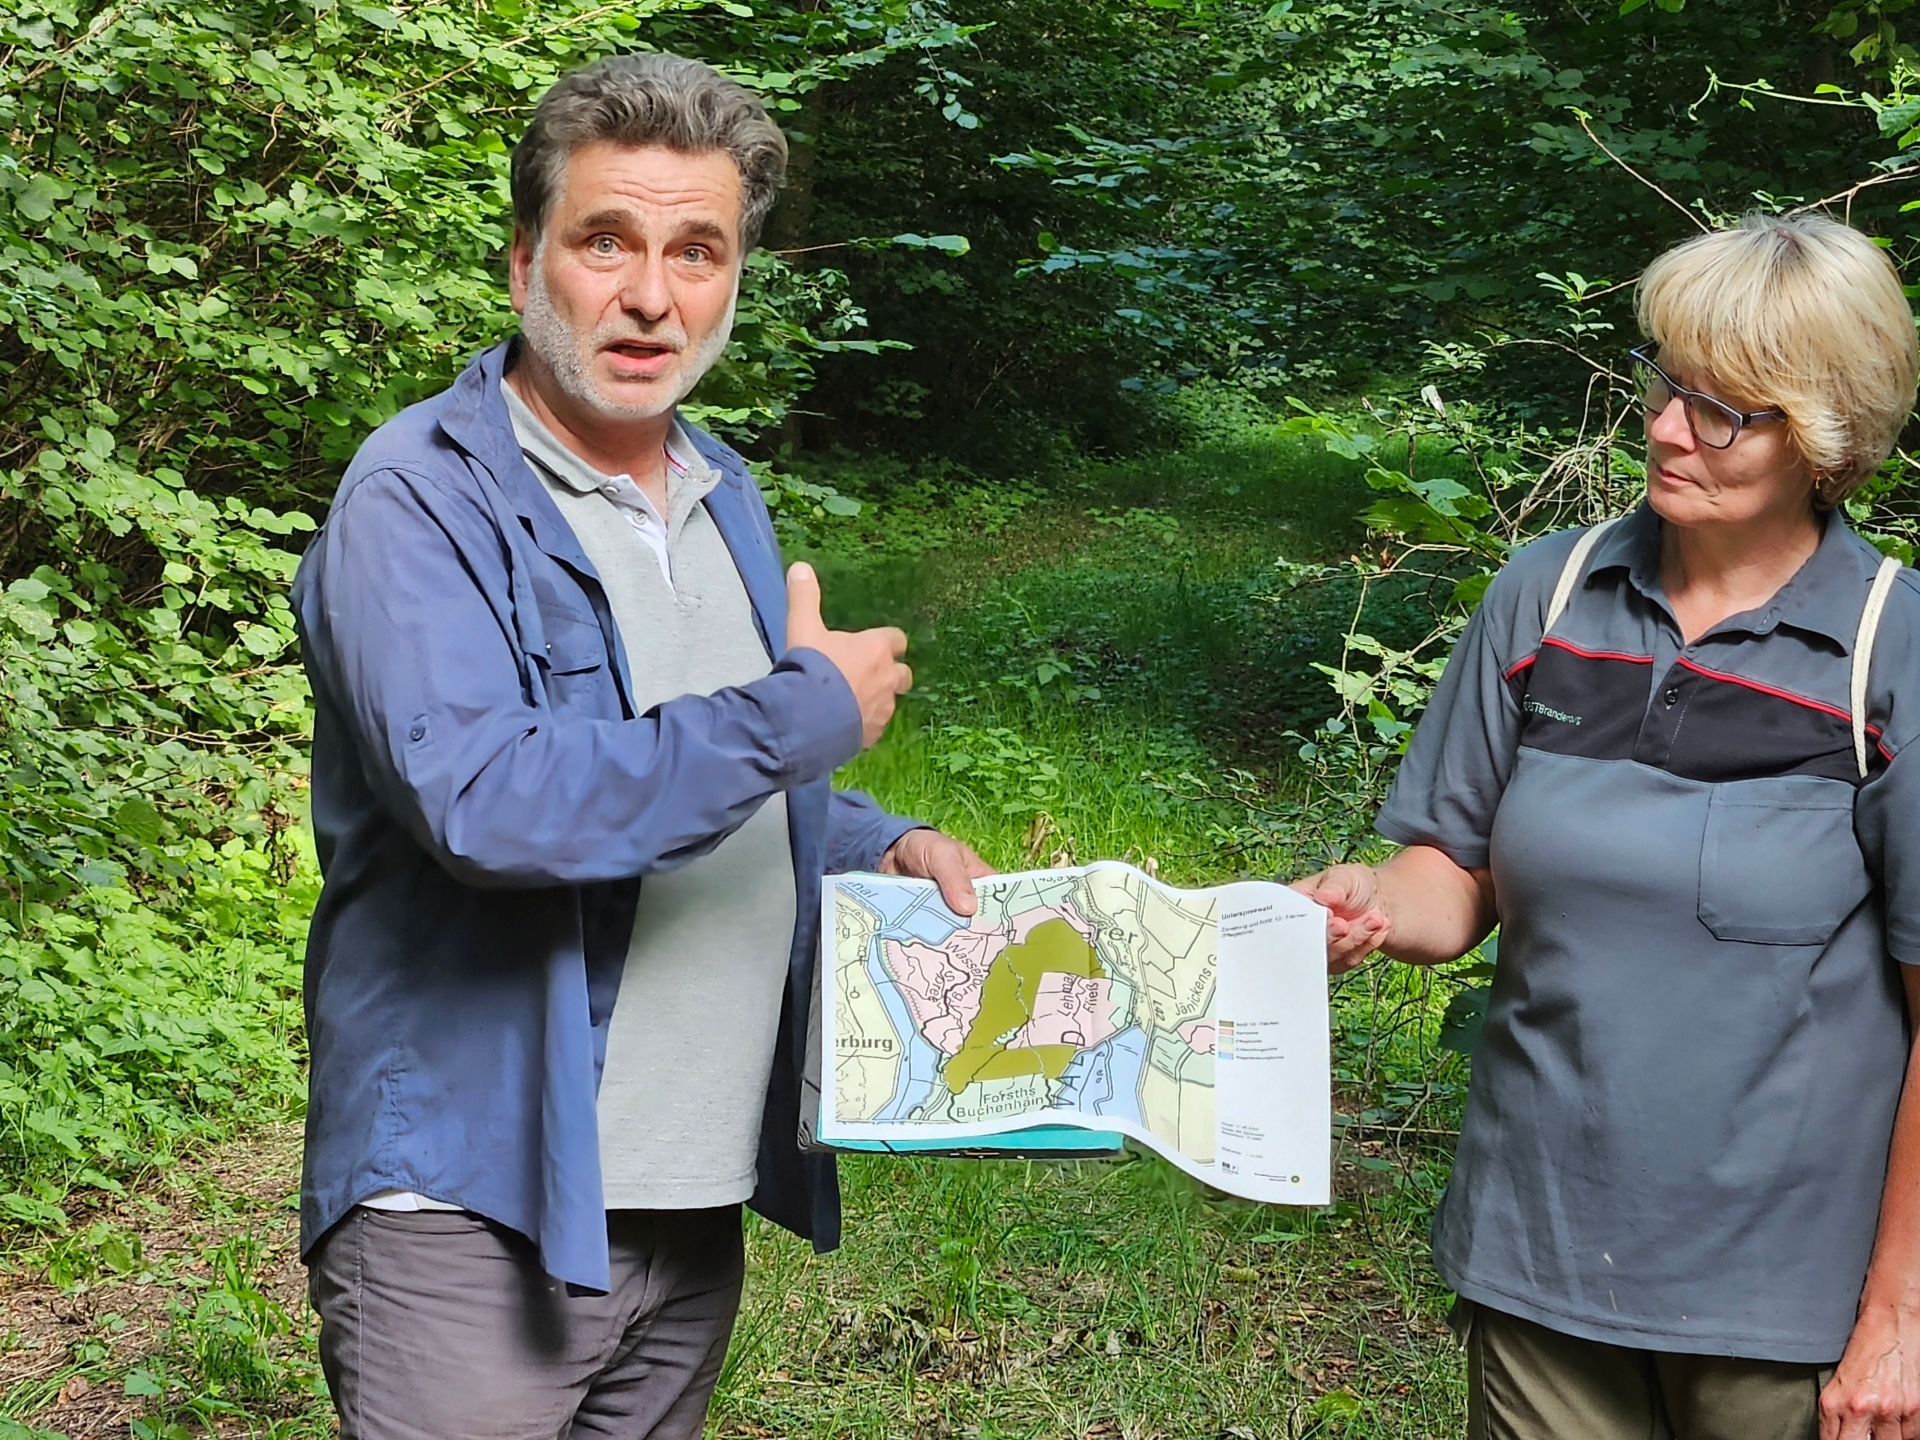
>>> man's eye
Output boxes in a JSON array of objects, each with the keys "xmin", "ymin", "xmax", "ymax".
[
  {"xmin": 683, "ymin": 245, "xmax": 711, "ymax": 264},
  {"xmin": 590, "ymin": 235, "xmax": 619, "ymax": 256}
]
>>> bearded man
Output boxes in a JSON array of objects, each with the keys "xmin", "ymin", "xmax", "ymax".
[{"xmin": 291, "ymin": 52, "xmax": 988, "ymax": 1440}]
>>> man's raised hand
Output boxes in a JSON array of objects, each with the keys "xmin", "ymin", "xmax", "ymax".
[{"xmin": 785, "ymin": 562, "xmax": 912, "ymax": 749}]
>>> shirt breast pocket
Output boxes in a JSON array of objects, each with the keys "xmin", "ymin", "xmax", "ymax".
[
  {"xmin": 1697, "ymin": 777, "xmax": 1871, "ymax": 946},
  {"xmin": 533, "ymin": 610, "xmax": 609, "ymax": 711}
]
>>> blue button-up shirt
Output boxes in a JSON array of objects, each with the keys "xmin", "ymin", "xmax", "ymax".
[{"xmin": 292, "ymin": 342, "xmax": 918, "ymax": 1292}]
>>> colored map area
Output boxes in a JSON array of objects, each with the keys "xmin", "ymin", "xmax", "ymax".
[{"xmin": 829, "ymin": 866, "xmax": 1219, "ymax": 1159}]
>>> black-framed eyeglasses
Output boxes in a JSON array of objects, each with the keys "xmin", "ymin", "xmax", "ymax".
[{"xmin": 1629, "ymin": 346, "xmax": 1786, "ymax": 450}]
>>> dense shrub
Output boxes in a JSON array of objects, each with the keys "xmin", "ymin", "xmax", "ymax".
[{"xmin": 0, "ymin": 0, "xmax": 963, "ymax": 1222}]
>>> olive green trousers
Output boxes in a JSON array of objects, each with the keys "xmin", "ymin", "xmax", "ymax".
[{"xmin": 1457, "ymin": 1299, "xmax": 1832, "ymax": 1440}]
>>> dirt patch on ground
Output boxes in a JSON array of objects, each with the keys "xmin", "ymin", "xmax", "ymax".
[{"xmin": 0, "ymin": 1123, "xmax": 315, "ymax": 1437}]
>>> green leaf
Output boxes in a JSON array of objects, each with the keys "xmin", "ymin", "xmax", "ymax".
[
  {"xmin": 1867, "ymin": 533, "xmax": 1916, "ymax": 565},
  {"xmin": 890, "ymin": 232, "xmax": 971, "ymax": 255},
  {"xmin": 123, "ymin": 1368, "xmax": 166, "ymax": 1398},
  {"xmin": 14, "ymin": 173, "xmax": 68, "ymax": 223},
  {"xmin": 8, "ymin": 15, "xmax": 55, "ymax": 46},
  {"xmin": 1312, "ymin": 1391, "xmax": 1363, "ymax": 1420},
  {"xmin": 1438, "ymin": 986, "xmax": 1490, "ymax": 1054},
  {"xmin": 114, "ymin": 798, "xmax": 164, "ymax": 846},
  {"xmin": 1879, "ymin": 98, "xmax": 1920, "ymax": 139},
  {"xmin": 0, "ymin": 1190, "xmax": 68, "ymax": 1230},
  {"xmin": 1453, "ymin": 572, "xmax": 1494, "ymax": 611},
  {"xmin": 96, "ymin": 1228, "xmax": 141, "ymax": 1273},
  {"xmin": 0, "ymin": 1411, "xmax": 68, "ymax": 1438}
]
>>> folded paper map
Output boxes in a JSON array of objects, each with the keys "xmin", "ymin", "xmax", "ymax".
[{"xmin": 816, "ymin": 863, "xmax": 1331, "ymax": 1205}]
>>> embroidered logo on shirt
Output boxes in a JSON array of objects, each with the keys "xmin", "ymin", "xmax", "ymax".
[{"xmin": 1523, "ymin": 698, "xmax": 1582, "ymax": 726}]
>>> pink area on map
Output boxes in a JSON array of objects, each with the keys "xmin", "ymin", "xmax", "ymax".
[
  {"xmin": 882, "ymin": 931, "xmax": 1007, "ymax": 1055},
  {"xmin": 1011, "ymin": 973, "xmax": 1120, "ymax": 1050},
  {"xmin": 1178, "ymin": 1020, "xmax": 1216, "ymax": 1056},
  {"xmin": 1008, "ymin": 904, "xmax": 1097, "ymax": 946}
]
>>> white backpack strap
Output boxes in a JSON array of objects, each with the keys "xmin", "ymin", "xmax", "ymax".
[
  {"xmin": 1852, "ymin": 554, "xmax": 1902, "ymax": 778},
  {"xmin": 1544, "ymin": 517, "xmax": 1623, "ymax": 637}
]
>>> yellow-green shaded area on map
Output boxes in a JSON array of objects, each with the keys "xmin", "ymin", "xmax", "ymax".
[{"xmin": 946, "ymin": 918, "xmax": 1106, "ymax": 1093}]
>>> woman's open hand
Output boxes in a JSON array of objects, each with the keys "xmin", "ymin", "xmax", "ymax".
[
  {"xmin": 1291, "ymin": 847, "xmax": 1495, "ymax": 971},
  {"xmin": 1822, "ymin": 1304, "xmax": 1920, "ymax": 1439},
  {"xmin": 1291, "ymin": 863, "xmax": 1391, "ymax": 975}
]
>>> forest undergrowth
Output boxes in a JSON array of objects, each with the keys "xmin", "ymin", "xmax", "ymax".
[
  {"xmin": 6, "ymin": 0, "xmax": 1920, "ymax": 1434},
  {"xmin": 0, "ymin": 422, "xmax": 1484, "ymax": 1440}
]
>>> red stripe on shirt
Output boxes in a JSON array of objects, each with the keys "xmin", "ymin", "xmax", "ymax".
[
  {"xmin": 1673, "ymin": 655, "xmax": 1890, "ymax": 757},
  {"xmin": 1539, "ymin": 635, "xmax": 1655, "ymax": 665}
]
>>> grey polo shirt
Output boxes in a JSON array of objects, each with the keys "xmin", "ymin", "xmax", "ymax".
[
  {"xmin": 503, "ymin": 381, "xmax": 797, "ymax": 1212},
  {"xmin": 1379, "ymin": 501, "xmax": 1920, "ymax": 1363}
]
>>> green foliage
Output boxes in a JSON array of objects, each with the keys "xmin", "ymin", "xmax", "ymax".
[
  {"xmin": 0, "ymin": 0, "xmax": 969, "ymax": 1219},
  {"xmin": 713, "ymin": 1147, "xmax": 1464, "ymax": 1436},
  {"xmin": 6, "ymin": 0, "xmax": 1913, "ymax": 1433},
  {"xmin": 744, "ymin": 463, "xmax": 1483, "ymax": 1427},
  {"xmin": 790, "ymin": 0, "xmax": 1915, "ymax": 450},
  {"xmin": 0, "ymin": 842, "xmax": 315, "ymax": 1228},
  {"xmin": 164, "ymin": 1234, "xmax": 312, "ymax": 1409}
]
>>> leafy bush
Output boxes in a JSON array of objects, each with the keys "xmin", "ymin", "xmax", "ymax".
[{"xmin": 0, "ymin": 0, "xmax": 964, "ymax": 1223}]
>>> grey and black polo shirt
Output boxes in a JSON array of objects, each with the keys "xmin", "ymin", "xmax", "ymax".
[{"xmin": 1379, "ymin": 500, "xmax": 1920, "ymax": 1364}]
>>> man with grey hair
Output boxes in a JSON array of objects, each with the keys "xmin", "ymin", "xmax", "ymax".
[{"xmin": 291, "ymin": 51, "xmax": 989, "ymax": 1439}]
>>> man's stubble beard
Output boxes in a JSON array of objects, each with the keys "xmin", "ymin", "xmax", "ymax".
[{"xmin": 518, "ymin": 245, "xmax": 738, "ymax": 424}]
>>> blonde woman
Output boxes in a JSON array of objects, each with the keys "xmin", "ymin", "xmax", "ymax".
[{"xmin": 1296, "ymin": 213, "xmax": 1920, "ymax": 1439}]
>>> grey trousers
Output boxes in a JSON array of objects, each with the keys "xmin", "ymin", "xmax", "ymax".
[
  {"xmin": 1459, "ymin": 1299, "xmax": 1830, "ymax": 1440},
  {"xmin": 307, "ymin": 1205, "xmax": 744, "ymax": 1440}
]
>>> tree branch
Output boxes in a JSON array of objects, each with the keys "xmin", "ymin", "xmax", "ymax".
[{"xmin": 1573, "ymin": 111, "xmax": 1710, "ymax": 234}]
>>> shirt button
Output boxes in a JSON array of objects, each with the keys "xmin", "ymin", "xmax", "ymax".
[{"xmin": 1663, "ymin": 687, "xmax": 1679, "ymax": 706}]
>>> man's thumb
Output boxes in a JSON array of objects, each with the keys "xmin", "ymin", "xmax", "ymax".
[{"xmin": 785, "ymin": 561, "xmax": 826, "ymax": 648}]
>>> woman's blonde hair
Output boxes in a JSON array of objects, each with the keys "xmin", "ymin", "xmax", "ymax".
[{"xmin": 1636, "ymin": 212, "xmax": 1918, "ymax": 504}]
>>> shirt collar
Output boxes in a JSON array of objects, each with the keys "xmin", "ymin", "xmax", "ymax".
[
  {"xmin": 1582, "ymin": 497, "xmax": 1878, "ymax": 652},
  {"xmin": 498, "ymin": 376, "xmax": 721, "ymax": 534}
]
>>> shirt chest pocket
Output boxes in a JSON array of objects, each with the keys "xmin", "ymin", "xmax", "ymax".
[
  {"xmin": 1698, "ymin": 777, "xmax": 1872, "ymax": 946},
  {"xmin": 531, "ymin": 609, "xmax": 610, "ymax": 711}
]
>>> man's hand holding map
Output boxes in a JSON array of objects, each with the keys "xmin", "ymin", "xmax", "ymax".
[{"xmin": 819, "ymin": 862, "xmax": 1331, "ymax": 1204}]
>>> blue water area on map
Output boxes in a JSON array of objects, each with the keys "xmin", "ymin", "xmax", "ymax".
[
  {"xmin": 840, "ymin": 880, "xmax": 971, "ymax": 1123},
  {"xmin": 1052, "ymin": 1026, "xmax": 1148, "ymax": 1121},
  {"xmin": 844, "ymin": 879, "xmax": 969, "ymax": 948},
  {"xmin": 867, "ymin": 945, "xmax": 945, "ymax": 1122}
]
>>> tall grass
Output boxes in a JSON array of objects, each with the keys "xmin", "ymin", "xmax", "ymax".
[
  {"xmin": 719, "ymin": 1151, "xmax": 1462, "ymax": 1438},
  {"xmin": 712, "ymin": 434, "xmax": 1471, "ymax": 1438},
  {"xmin": 0, "ymin": 426, "xmax": 1472, "ymax": 1440}
]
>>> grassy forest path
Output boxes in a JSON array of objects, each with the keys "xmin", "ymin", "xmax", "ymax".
[{"xmin": 2, "ymin": 431, "xmax": 1470, "ymax": 1440}]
